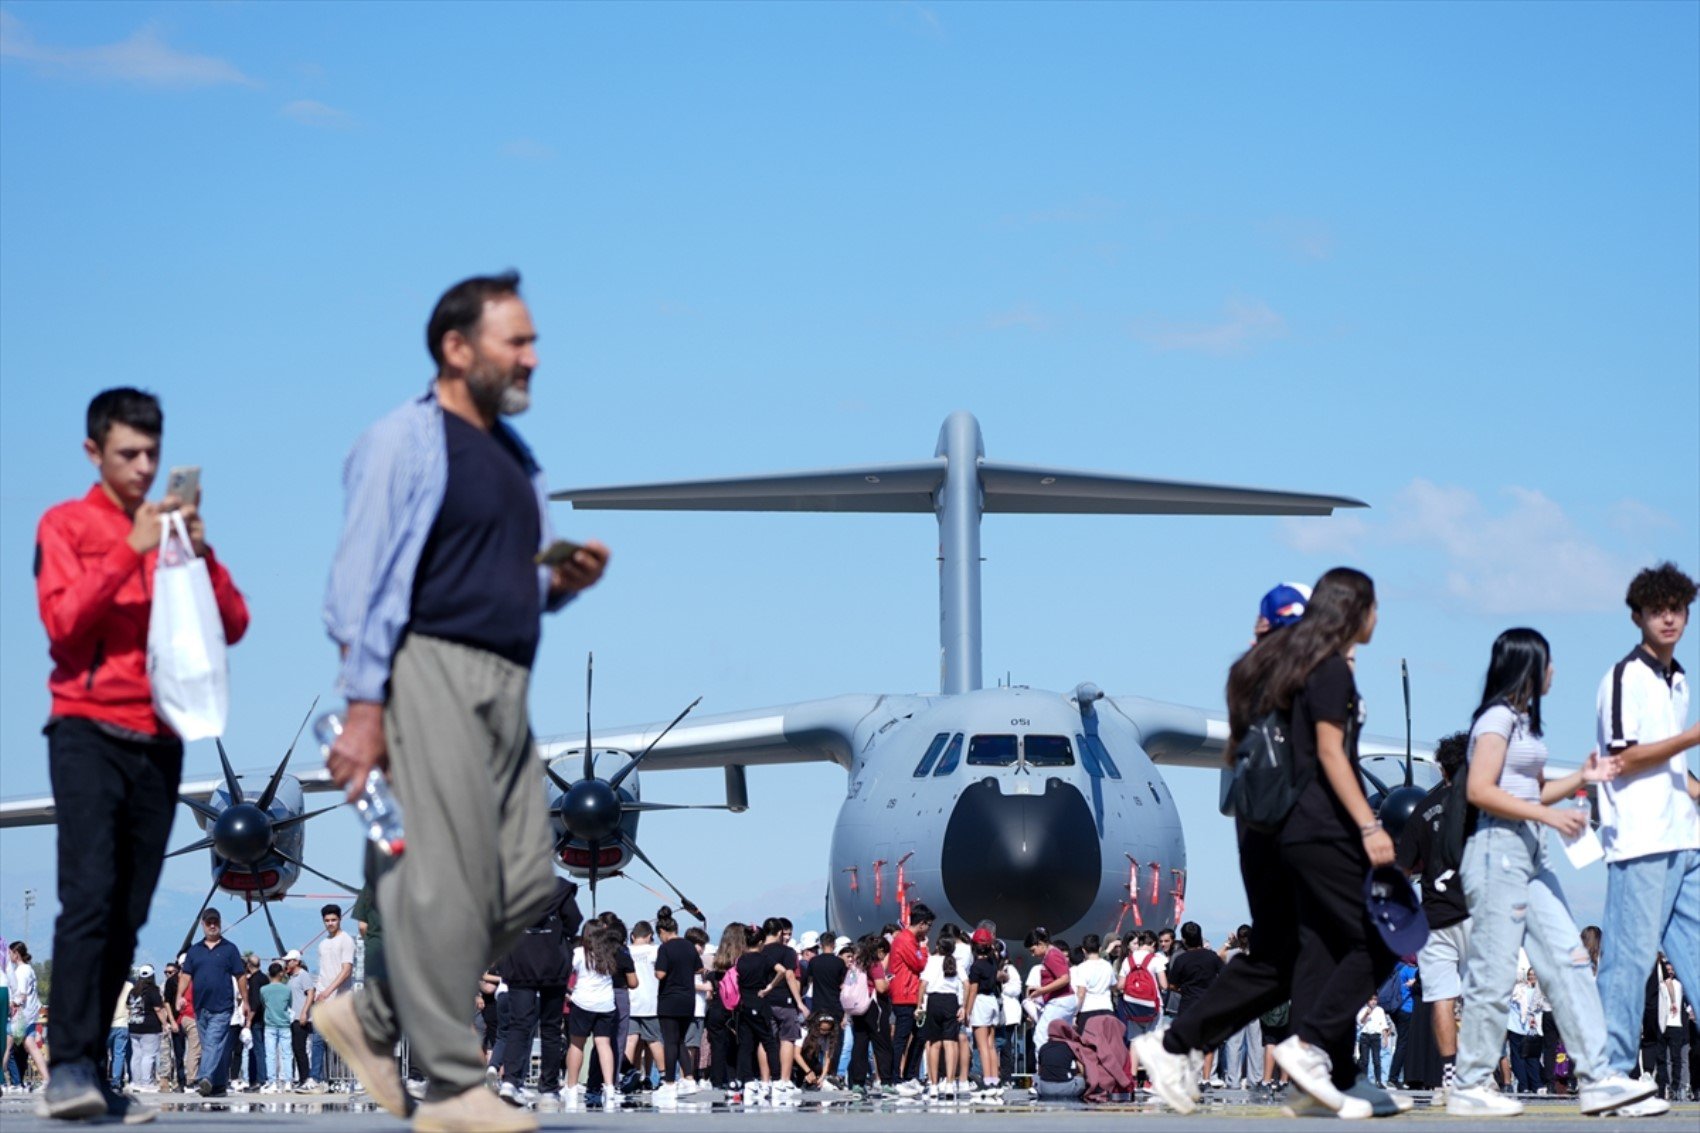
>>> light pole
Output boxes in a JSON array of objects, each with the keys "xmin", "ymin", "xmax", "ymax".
[{"xmin": 22, "ymin": 888, "xmax": 37, "ymax": 943}]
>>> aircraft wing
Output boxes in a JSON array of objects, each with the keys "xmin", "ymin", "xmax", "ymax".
[
  {"xmin": 538, "ymin": 694, "xmax": 904, "ymax": 773},
  {"xmin": 0, "ymin": 768, "xmax": 340, "ymax": 830},
  {"xmin": 1105, "ymin": 696, "xmax": 1434, "ymax": 769}
]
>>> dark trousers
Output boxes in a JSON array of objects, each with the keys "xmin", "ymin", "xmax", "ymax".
[
  {"xmin": 1388, "ymin": 1009, "xmax": 1412, "ymax": 1084},
  {"xmin": 706, "ymin": 999, "xmax": 739, "ymax": 1087},
  {"xmin": 659, "ymin": 1015, "xmax": 692, "ymax": 1084},
  {"xmin": 737, "ymin": 1000, "xmax": 779, "ymax": 1083},
  {"xmin": 1285, "ymin": 839, "xmax": 1397, "ymax": 1090},
  {"xmin": 1358, "ymin": 1035, "xmax": 1383, "ymax": 1085},
  {"xmin": 891, "ymin": 1003, "xmax": 921, "ymax": 1080},
  {"xmin": 849, "ymin": 998, "xmax": 892, "ymax": 1087},
  {"xmin": 1167, "ymin": 823, "xmax": 1300, "ymax": 1055},
  {"xmin": 1511, "ymin": 1032, "xmax": 1543, "ymax": 1091},
  {"xmin": 290, "ymin": 1021, "xmax": 311, "ymax": 1084},
  {"xmin": 502, "ymin": 986, "xmax": 564, "ymax": 1092},
  {"xmin": 46, "ymin": 718, "xmax": 182, "ymax": 1069},
  {"xmin": 246, "ymin": 1022, "xmax": 264, "ymax": 1084}
]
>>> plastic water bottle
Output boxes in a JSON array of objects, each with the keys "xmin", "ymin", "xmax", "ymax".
[{"xmin": 314, "ymin": 712, "xmax": 407, "ymax": 858}]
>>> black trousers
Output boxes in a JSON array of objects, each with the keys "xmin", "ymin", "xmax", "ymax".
[
  {"xmin": 891, "ymin": 1003, "xmax": 921, "ymax": 1081},
  {"xmin": 705, "ymin": 999, "xmax": 739, "ymax": 1087},
  {"xmin": 46, "ymin": 718, "xmax": 183, "ymax": 1069},
  {"xmin": 737, "ymin": 1000, "xmax": 779, "ymax": 1083},
  {"xmin": 849, "ymin": 998, "xmax": 892, "ymax": 1087},
  {"xmin": 502, "ymin": 986, "xmax": 565, "ymax": 1092},
  {"xmin": 290, "ymin": 1021, "xmax": 311, "ymax": 1084},
  {"xmin": 1166, "ymin": 823, "xmax": 1300, "ymax": 1055},
  {"xmin": 659, "ymin": 1015, "xmax": 692, "ymax": 1084},
  {"xmin": 1285, "ymin": 838, "xmax": 1397, "ymax": 1090},
  {"xmin": 1388, "ymin": 1009, "xmax": 1412, "ymax": 1084}
]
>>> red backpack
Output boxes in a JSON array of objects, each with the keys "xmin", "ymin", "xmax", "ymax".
[{"xmin": 1122, "ymin": 953, "xmax": 1160, "ymax": 1021}]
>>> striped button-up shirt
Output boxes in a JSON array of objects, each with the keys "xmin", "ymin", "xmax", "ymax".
[{"xmin": 323, "ymin": 390, "xmax": 568, "ymax": 703}]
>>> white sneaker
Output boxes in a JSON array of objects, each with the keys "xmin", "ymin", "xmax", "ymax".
[
  {"xmin": 745, "ymin": 1081, "xmax": 769, "ymax": 1105},
  {"xmin": 1447, "ymin": 1084, "xmax": 1525, "ymax": 1116},
  {"xmin": 602, "ymin": 1088, "xmax": 622, "ymax": 1110},
  {"xmin": 1133, "ymin": 1028, "xmax": 1202, "ymax": 1115},
  {"xmin": 1606, "ymin": 1096, "xmax": 1671, "ymax": 1118},
  {"xmin": 1345, "ymin": 1076, "xmax": 1413, "ymax": 1115},
  {"xmin": 1577, "ymin": 1074, "xmax": 1657, "ymax": 1116},
  {"xmin": 893, "ymin": 1079, "xmax": 924, "ymax": 1097},
  {"xmin": 654, "ymin": 1082, "xmax": 677, "ymax": 1107},
  {"xmin": 1270, "ymin": 1036, "xmax": 1369, "ymax": 1118},
  {"xmin": 560, "ymin": 1084, "xmax": 583, "ymax": 1108},
  {"xmin": 818, "ymin": 1078, "xmax": 842, "ymax": 1092},
  {"xmin": 675, "ymin": 1077, "xmax": 699, "ymax": 1096}
]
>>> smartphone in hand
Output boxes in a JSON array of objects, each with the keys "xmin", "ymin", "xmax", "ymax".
[
  {"xmin": 534, "ymin": 539, "xmax": 585, "ymax": 567},
  {"xmin": 166, "ymin": 465, "xmax": 201, "ymax": 505}
]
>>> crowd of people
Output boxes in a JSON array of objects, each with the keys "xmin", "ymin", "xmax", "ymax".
[{"xmin": 17, "ymin": 271, "xmax": 1697, "ymax": 1132}]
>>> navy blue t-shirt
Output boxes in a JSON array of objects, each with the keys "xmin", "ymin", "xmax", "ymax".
[
  {"xmin": 409, "ymin": 413, "xmax": 542, "ymax": 667},
  {"xmin": 182, "ymin": 938, "xmax": 245, "ymax": 1016}
]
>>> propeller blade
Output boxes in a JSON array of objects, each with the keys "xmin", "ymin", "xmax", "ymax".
[
  {"xmin": 607, "ymin": 697, "xmax": 702, "ymax": 792},
  {"xmin": 215, "ymin": 738, "xmax": 244, "ymax": 805},
  {"xmin": 545, "ymin": 765, "xmax": 575, "ymax": 798},
  {"xmin": 181, "ymin": 797, "xmax": 222, "ymax": 824},
  {"xmin": 258, "ymin": 696, "xmax": 320, "ymax": 812},
  {"xmin": 260, "ymin": 899, "xmax": 287, "ymax": 957},
  {"xmin": 587, "ymin": 838, "xmax": 600, "ymax": 913},
  {"xmin": 165, "ymin": 836, "xmax": 216, "ymax": 859},
  {"xmin": 616, "ymin": 830, "xmax": 704, "ymax": 923},
  {"xmin": 621, "ymin": 801, "xmax": 732, "ymax": 813},
  {"xmin": 583, "ymin": 652, "xmax": 594, "ymax": 783},
  {"xmin": 1401, "ymin": 658, "xmax": 1414, "ymax": 788},
  {"xmin": 178, "ymin": 869, "xmax": 229, "ymax": 959},
  {"xmin": 274, "ymin": 848, "xmax": 360, "ymax": 894},
  {"xmin": 272, "ymin": 803, "xmax": 347, "ymax": 832},
  {"xmin": 1360, "ymin": 763, "xmax": 1392, "ymax": 797}
]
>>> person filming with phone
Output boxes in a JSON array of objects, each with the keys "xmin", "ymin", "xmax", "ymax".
[{"xmin": 33, "ymin": 388, "xmax": 251, "ymax": 1122}]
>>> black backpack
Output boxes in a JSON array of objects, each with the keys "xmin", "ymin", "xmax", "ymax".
[
  {"xmin": 1429, "ymin": 777, "xmax": 1476, "ymax": 897},
  {"xmin": 1227, "ymin": 709, "xmax": 1314, "ymax": 833}
]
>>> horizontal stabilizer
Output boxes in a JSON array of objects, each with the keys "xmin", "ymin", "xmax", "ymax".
[
  {"xmin": 0, "ymin": 767, "xmax": 339, "ymax": 830},
  {"xmin": 980, "ymin": 462, "xmax": 1364, "ymax": 516},
  {"xmin": 553, "ymin": 462, "xmax": 945, "ymax": 513}
]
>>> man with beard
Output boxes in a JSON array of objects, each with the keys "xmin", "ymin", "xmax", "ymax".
[{"xmin": 318, "ymin": 271, "xmax": 609, "ymax": 1133}]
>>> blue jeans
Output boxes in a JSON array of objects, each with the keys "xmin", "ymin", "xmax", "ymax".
[
  {"xmin": 1455, "ymin": 818, "xmax": 1608, "ymax": 1091},
  {"xmin": 107, "ymin": 1027, "xmax": 129, "ymax": 1089},
  {"xmin": 1598, "ymin": 848, "xmax": 1700, "ymax": 1075},
  {"xmin": 308, "ymin": 1028, "xmax": 326, "ymax": 1080},
  {"xmin": 198, "ymin": 1014, "xmax": 233, "ymax": 1088},
  {"xmin": 265, "ymin": 1026, "xmax": 294, "ymax": 1084}
]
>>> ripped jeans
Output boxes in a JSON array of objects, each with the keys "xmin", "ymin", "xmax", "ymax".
[{"xmin": 1454, "ymin": 817, "xmax": 1608, "ymax": 1091}]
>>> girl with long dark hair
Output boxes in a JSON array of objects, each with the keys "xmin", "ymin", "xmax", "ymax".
[
  {"xmin": 651, "ymin": 906, "xmax": 703, "ymax": 1106},
  {"xmin": 705, "ymin": 923, "xmax": 746, "ymax": 1091},
  {"xmin": 734, "ymin": 921, "xmax": 787, "ymax": 1104},
  {"xmin": 848, "ymin": 935, "xmax": 892, "ymax": 1093},
  {"xmin": 1447, "ymin": 629, "xmax": 1654, "ymax": 1118},
  {"xmin": 564, "ymin": 923, "xmax": 623, "ymax": 1109}
]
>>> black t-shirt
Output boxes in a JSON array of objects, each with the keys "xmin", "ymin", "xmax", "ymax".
[
  {"xmin": 1396, "ymin": 781, "xmax": 1468, "ymax": 929},
  {"xmin": 807, "ymin": 954, "xmax": 846, "ymax": 1015},
  {"xmin": 761, "ymin": 943, "xmax": 799, "ymax": 1006},
  {"xmin": 128, "ymin": 984, "xmax": 164, "ymax": 1034},
  {"xmin": 409, "ymin": 412, "xmax": 543, "ymax": 668},
  {"xmin": 1167, "ymin": 948, "xmax": 1224, "ymax": 1011},
  {"xmin": 1038, "ymin": 1040, "xmax": 1076, "ymax": 1082},
  {"xmin": 1283, "ymin": 653, "xmax": 1363, "ymax": 845},
  {"xmin": 736, "ymin": 952, "xmax": 772, "ymax": 998},
  {"xmin": 615, "ymin": 948, "xmax": 636, "ymax": 995},
  {"xmin": 654, "ymin": 937, "xmax": 702, "ymax": 1018},
  {"xmin": 969, "ymin": 957, "xmax": 999, "ymax": 997}
]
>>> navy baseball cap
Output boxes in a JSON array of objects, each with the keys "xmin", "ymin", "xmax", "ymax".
[
  {"xmin": 1364, "ymin": 866, "xmax": 1428, "ymax": 955},
  {"xmin": 1259, "ymin": 583, "xmax": 1311, "ymax": 628}
]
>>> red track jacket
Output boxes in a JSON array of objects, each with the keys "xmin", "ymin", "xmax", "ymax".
[{"xmin": 36, "ymin": 485, "xmax": 250, "ymax": 737}]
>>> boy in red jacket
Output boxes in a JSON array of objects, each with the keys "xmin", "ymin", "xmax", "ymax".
[{"xmin": 34, "ymin": 388, "xmax": 249, "ymax": 1121}]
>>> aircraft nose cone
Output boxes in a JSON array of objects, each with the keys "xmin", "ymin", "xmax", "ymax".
[
  {"xmin": 212, "ymin": 803, "xmax": 273, "ymax": 865},
  {"xmin": 561, "ymin": 778, "xmax": 623, "ymax": 843},
  {"xmin": 941, "ymin": 778, "xmax": 1100, "ymax": 934}
]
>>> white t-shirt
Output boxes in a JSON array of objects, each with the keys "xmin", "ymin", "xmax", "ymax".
[
  {"xmin": 1072, "ymin": 956, "xmax": 1115, "ymax": 1014},
  {"xmin": 999, "ymin": 965, "xmax": 1023, "ymax": 1026},
  {"xmin": 919, "ymin": 954, "xmax": 965, "ymax": 1000},
  {"xmin": 1659, "ymin": 979, "xmax": 1685, "ymax": 1029},
  {"xmin": 571, "ymin": 947, "xmax": 616, "ymax": 1013},
  {"xmin": 1357, "ymin": 1004, "xmax": 1388, "ymax": 1038},
  {"xmin": 693, "ymin": 945, "xmax": 709, "ymax": 1018},
  {"xmin": 316, "ymin": 932, "xmax": 357, "ymax": 1000},
  {"xmin": 1470, "ymin": 704, "xmax": 1546, "ymax": 804},
  {"xmin": 11, "ymin": 962, "xmax": 41, "ymax": 1022},
  {"xmin": 1596, "ymin": 649, "xmax": 1698, "ymax": 862},
  {"xmin": 628, "ymin": 941, "xmax": 659, "ymax": 1016}
]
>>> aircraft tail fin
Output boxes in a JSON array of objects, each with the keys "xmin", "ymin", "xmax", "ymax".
[{"xmin": 552, "ymin": 460, "xmax": 944, "ymax": 513}]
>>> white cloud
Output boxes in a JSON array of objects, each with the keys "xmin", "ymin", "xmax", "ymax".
[
  {"xmin": 0, "ymin": 14, "xmax": 253, "ymax": 88},
  {"xmin": 280, "ymin": 99, "xmax": 353, "ymax": 129},
  {"xmin": 1130, "ymin": 297, "xmax": 1287, "ymax": 356},
  {"xmin": 1280, "ymin": 479, "xmax": 1641, "ymax": 615}
]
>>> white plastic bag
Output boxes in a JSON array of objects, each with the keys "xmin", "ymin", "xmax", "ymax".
[{"xmin": 148, "ymin": 511, "xmax": 229, "ymax": 740}]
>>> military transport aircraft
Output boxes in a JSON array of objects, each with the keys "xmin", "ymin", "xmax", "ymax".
[
  {"xmin": 538, "ymin": 411, "xmax": 1439, "ymax": 941},
  {"xmin": 0, "ymin": 410, "xmax": 1438, "ymax": 948}
]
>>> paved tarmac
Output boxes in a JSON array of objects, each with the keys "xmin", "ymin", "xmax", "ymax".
[{"xmin": 2, "ymin": 1087, "xmax": 1695, "ymax": 1131}]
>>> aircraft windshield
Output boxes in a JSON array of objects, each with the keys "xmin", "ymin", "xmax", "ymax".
[
  {"xmin": 1025, "ymin": 735, "xmax": 1074, "ymax": 766},
  {"xmin": 967, "ymin": 735, "xmax": 1019, "ymax": 766},
  {"xmin": 913, "ymin": 733, "xmax": 950, "ymax": 777},
  {"xmin": 933, "ymin": 733, "xmax": 964, "ymax": 776}
]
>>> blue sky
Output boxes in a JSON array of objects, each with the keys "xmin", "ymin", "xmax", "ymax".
[{"xmin": 2, "ymin": 1, "xmax": 1695, "ymax": 964}]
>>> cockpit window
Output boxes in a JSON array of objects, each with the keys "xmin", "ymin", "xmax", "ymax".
[
  {"xmin": 913, "ymin": 733, "xmax": 950, "ymax": 777},
  {"xmin": 1025, "ymin": 735, "xmax": 1074, "ymax": 766},
  {"xmin": 1079, "ymin": 733, "xmax": 1122, "ymax": 779},
  {"xmin": 932, "ymin": 733, "xmax": 965, "ymax": 776},
  {"xmin": 967, "ymin": 734, "xmax": 1019, "ymax": 766}
]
